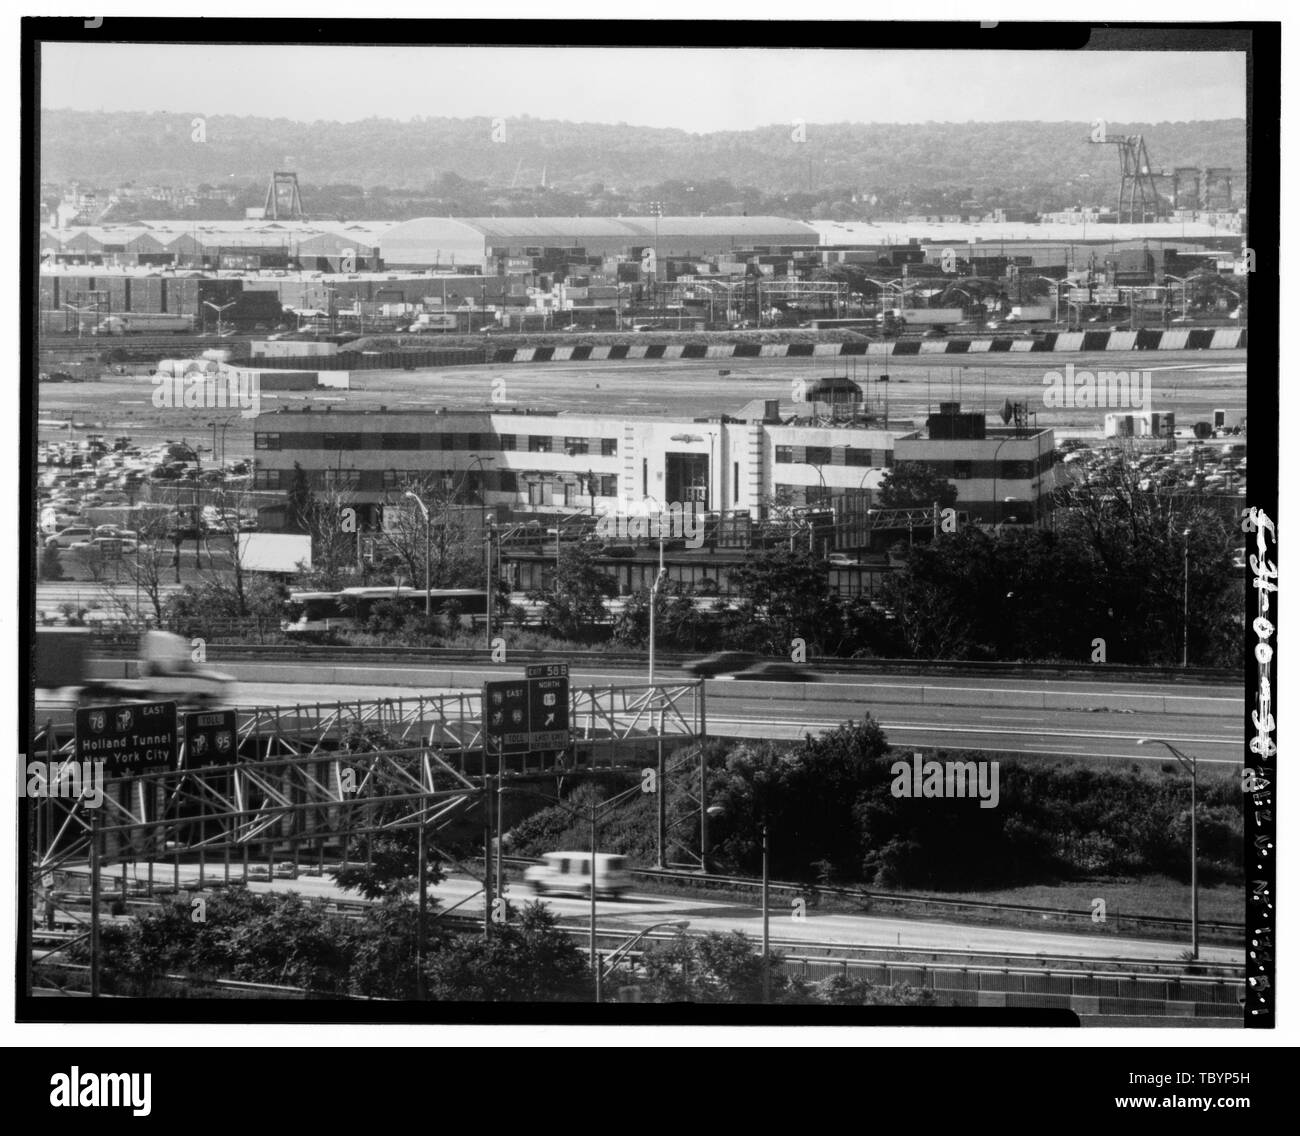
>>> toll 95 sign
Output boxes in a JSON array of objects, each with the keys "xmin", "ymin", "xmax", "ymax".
[{"xmin": 74, "ymin": 701, "xmax": 178, "ymax": 773}]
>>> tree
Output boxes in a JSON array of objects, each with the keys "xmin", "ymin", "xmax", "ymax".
[
  {"xmin": 39, "ymin": 541, "xmax": 64, "ymax": 581},
  {"xmin": 877, "ymin": 463, "xmax": 959, "ymax": 510},
  {"xmin": 1049, "ymin": 453, "xmax": 1243, "ymax": 666},
  {"xmin": 707, "ymin": 718, "xmax": 891, "ymax": 882},
  {"xmin": 287, "ymin": 462, "xmax": 358, "ymax": 590},
  {"xmin": 160, "ymin": 574, "xmax": 287, "ymax": 642},
  {"xmin": 422, "ymin": 903, "xmax": 589, "ymax": 1002},
  {"xmin": 611, "ymin": 584, "xmax": 722, "ymax": 652},
  {"xmin": 630, "ymin": 930, "xmax": 803, "ymax": 1003},
  {"xmin": 529, "ymin": 543, "xmax": 615, "ymax": 640},
  {"xmin": 74, "ymin": 890, "xmax": 356, "ymax": 996},
  {"xmin": 376, "ymin": 471, "xmax": 489, "ymax": 591},
  {"xmin": 727, "ymin": 546, "xmax": 841, "ymax": 655},
  {"xmin": 118, "ymin": 516, "xmax": 172, "ymax": 625},
  {"xmin": 813, "ymin": 975, "xmax": 938, "ymax": 1006}
]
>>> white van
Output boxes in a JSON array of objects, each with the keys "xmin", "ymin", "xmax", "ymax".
[{"xmin": 523, "ymin": 852, "xmax": 633, "ymax": 900}]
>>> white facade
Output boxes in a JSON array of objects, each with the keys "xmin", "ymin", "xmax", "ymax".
[{"xmin": 251, "ymin": 407, "xmax": 909, "ymax": 522}]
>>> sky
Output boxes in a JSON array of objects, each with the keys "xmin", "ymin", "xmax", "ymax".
[{"xmin": 40, "ymin": 44, "xmax": 1245, "ymax": 134}]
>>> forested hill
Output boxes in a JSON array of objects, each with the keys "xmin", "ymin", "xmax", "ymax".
[{"xmin": 40, "ymin": 109, "xmax": 1245, "ymax": 219}]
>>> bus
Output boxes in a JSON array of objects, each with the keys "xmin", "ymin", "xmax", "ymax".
[{"xmin": 282, "ymin": 586, "xmax": 489, "ymax": 635}]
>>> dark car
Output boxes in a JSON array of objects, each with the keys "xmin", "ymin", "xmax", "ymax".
[
  {"xmin": 732, "ymin": 661, "xmax": 820, "ymax": 682},
  {"xmin": 682, "ymin": 650, "xmax": 761, "ymax": 677}
]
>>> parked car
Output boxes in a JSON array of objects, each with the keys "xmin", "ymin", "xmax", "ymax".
[
  {"xmin": 827, "ymin": 552, "xmax": 860, "ymax": 567},
  {"xmin": 74, "ymin": 536, "xmax": 138, "ymax": 555},
  {"xmin": 523, "ymin": 852, "xmax": 632, "ymax": 900},
  {"xmin": 682, "ymin": 650, "xmax": 761, "ymax": 677},
  {"xmin": 45, "ymin": 526, "xmax": 94, "ymax": 549}
]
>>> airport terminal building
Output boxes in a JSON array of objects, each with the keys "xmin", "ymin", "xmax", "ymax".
[{"xmin": 250, "ymin": 397, "xmax": 1056, "ymax": 536}]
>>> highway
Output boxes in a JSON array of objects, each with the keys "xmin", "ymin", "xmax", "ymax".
[
  {"xmin": 213, "ymin": 663, "xmax": 1243, "ymax": 765},
  {"xmin": 72, "ymin": 865, "xmax": 1241, "ymax": 966}
]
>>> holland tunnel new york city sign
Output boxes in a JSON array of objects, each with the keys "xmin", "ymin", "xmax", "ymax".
[
  {"xmin": 483, "ymin": 664, "xmax": 570, "ymax": 754},
  {"xmin": 74, "ymin": 700, "xmax": 178, "ymax": 774}
]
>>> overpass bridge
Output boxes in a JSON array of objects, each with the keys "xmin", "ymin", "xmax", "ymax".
[
  {"xmin": 29, "ymin": 679, "xmax": 709, "ymax": 870},
  {"xmin": 25, "ymin": 679, "xmax": 712, "ymax": 996}
]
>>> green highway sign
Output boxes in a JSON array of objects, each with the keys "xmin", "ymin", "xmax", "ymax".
[
  {"xmin": 484, "ymin": 666, "xmax": 571, "ymax": 754},
  {"xmin": 183, "ymin": 709, "xmax": 238, "ymax": 768},
  {"xmin": 74, "ymin": 701, "xmax": 177, "ymax": 774}
]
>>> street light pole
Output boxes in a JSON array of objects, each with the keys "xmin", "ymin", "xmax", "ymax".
[
  {"xmin": 1182, "ymin": 528, "xmax": 1192, "ymax": 667},
  {"xmin": 599, "ymin": 921, "xmax": 692, "ymax": 993},
  {"xmin": 203, "ymin": 299, "xmax": 236, "ymax": 339},
  {"xmin": 1138, "ymin": 738, "xmax": 1199, "ymax": 958},
  {"xmin": 503, "ymin": 783, "xmax": 644, "ymax": 1002},
  {"xmin": 761, "ymin": 817, "xmax": 770, "ymax": 1003},
  {"xmin": 416, "ymin": 802, "xmax": 427, "ymax": 999},
  {"xmin": 404, "ymin": 491, "xmax": 431, "ymax": 619},
  {"xmin": 591, "ymin": 805, "xmax": 600, "ymax": 1002},
  {"xmin": 648, "ymin": 562, "xmax": 668, "ymax": 684}
]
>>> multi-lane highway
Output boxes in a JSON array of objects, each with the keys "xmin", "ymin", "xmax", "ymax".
[
  {"xmin": 192, "ymin": 659, "xmax": 1244, "ymax": 765},
  {"xmin": 63, "ymin": 864, "xmax": 1241, "ymax": 966}
]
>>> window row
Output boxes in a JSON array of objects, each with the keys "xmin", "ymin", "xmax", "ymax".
[
  {"xmin": 903, "ymin": 455, "xmax": 1053, "ymax": 481},
  {"xmin": 255, "ymin": 432, "xmax": 618, "ymax": 456},
  {"xmin": 773, "ymin": 444, "xmax": 894, "ymax": 467},
  {"xmin": 254, "ymin": 469, "xmax": 621, "ymax": 497}
]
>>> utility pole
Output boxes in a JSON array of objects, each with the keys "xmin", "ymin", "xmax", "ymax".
[
  {"xmin": 416, "ymin": 803, "xmax": 427, "ymax": 999},
  {"xmin": 761, "ymin": 818, "xmax": 770, "ymax": 1003},
  {"xmin": 591, "ymin": 805, "xmax": 600, "ymax": 1002},
  {"xmin": 89, "ymin": 808, "xmax": 101, "ymax": 997},
  {"xmin": 484, "ymin": 521, "xmax": 494, "ymax": 650},
  {"xmin": 483, "ymin": 779, "xmax": 493, "ymax": 942}
]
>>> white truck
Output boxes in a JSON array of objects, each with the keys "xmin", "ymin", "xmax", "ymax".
[
  {"xmin": 1007, "ymin": 305, "xmax": 1054, "ymax": 323},
  {"xmin": 885, "ymin": 307, "xmax": 966, "ymax": 327},
  {"xmin": 36, "ymin": 628, "xmax": 234, "ymax": 707}
]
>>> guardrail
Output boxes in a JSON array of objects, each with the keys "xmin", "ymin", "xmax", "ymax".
[
  {"xmin": 89, "ymin": 637, "xmax": 1238, "ymax": 686},
  {"xmin": 496, "ymin": 857, "xmax": 1243, "ymax": 945},
  {"xmin": 32, "ymin": 960, "xmax": 391, "ymax": 1001},
  {"xmin": 628, "ymin": 866, "xmax": 1244, "ymax": 943}
]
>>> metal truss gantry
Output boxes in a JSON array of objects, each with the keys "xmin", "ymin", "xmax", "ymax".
[
  {"xmin": 26, "ymin": 680, "xmax": 710, "ymax": 995},
  {"xmin": 28, "ymin": 680, "xmax": 708, "ymax": 881}
]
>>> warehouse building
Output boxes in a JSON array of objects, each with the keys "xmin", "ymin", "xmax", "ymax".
[
  {"xmin": 378, "ymin": 216, "xmax": 820, "ymax": 273},
  {"xmin": 39, "ymin": 219, "xmax": 396, "ymax": 270}
]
